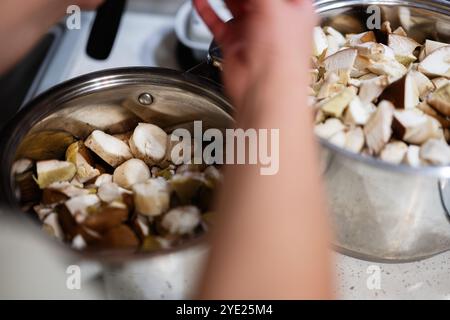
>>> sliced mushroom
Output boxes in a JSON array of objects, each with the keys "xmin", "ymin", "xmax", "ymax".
[
  {"xmin": 94, "ymin": 173, "xmax": 113, "ymax": 187},
  {"xmin": 324, "ymin": 26, "xmax": 346, "ymax": 47},
  {"xmin": 85, "ymin": 130, "xmax": 132, "ymax": 167},
  {"xmin": 424, "ymin": 40, "xmax": 449, "ymax": 57},
  {"xmin": 379, "ymin": 72, "xmax": 419, "ymax": 109},
  {"xmin": 344, "ymin": 127, "xmax": 365, "ymax": 153},
  {"xmin": 367, "ymin": 58, "xmax": 408, "ymax": 83},
  {"xmin": 12, "ymin": 159, "xmax": 33, "ymax": 176},
  {"xmin": 83, "ymin": 205, "xmax": 129, "ymax": 233},
  {"xmin": 409, "ymin": 70, "xmax": 435, "ymax": 100},
  {"xmin": 99, "ymin": 225, "xmax": 139, "ymax": 249},
  {"xmin": 359, "ymin": 75, "xmax": 389, "ymax": 104},
  {"xmin": 329, "ymin": 131, "xmax": 347, "ymax": 148},
  {"xmin": 47, "ymin": 181, "xmax": 91, "ymax": 198},
  {"xmin": 344, "ymin": 96, "xmax": 371, "ymax": 125},
  {"xmin": 317, "ymin": 73, "xmax": 344, "ymax": 100},
  {"xmin": 36, "ymin": 160, "xmax": 77, "ymax": 189},
  {"xmin": 355, "ymin": 42, "xmax": 395, "ymax": 61},
  {"xmin": 113, "ymin": 158, "xmax": 151, "ymax": 189},
  {"xmin": 42, "ymin": 213, "xmax": 64, "ymax": 241},
  {"xmin": 364, "ymin": 100, "xmax": 395, "ymax": 154},
  {"xmin": 420, "ymin": 139, "xmax": 450, "ymax": 165},
  {"xmin": 161, "ymin": 206, "xmax": 201, "ymax": 236},
  {"xmin": 314, "ymin": 118, "xmax": 345, "ymax": 140},
  {"xmin": 313, "ymin": 27, "xmax": 328, "ymax": 57},
  {"xmin": 393, "ymin": 109, "xmax": 441, "ymax": 145},
  {"xmin": 417, "ymin": 102, "xmax": 450, "ymax": 129},
  {"xmin": 323, "ymin": 48, "xmax": 358, "ymax": 84},
  {"xmin": 428, "ymin": 83, "xmax": 450, "ymax": 117},
  {"xmin": 346, "ymin": 31, "xmax": 376, "ymax": 46},
  {"xmin": 404, "ymin": 145, "xmax": 421, "ymax": 167},
  {"xmin": 418, "ymin": 46, "xmax": 450, "ymax": 77},
  {"xmin": 65, "ymin": 194, "xmax": 100, "ymax": 223},
  {"xmin": 129, "ymin": 123, "xmax": 168, "ymax": 166},
  {"xmin": 66, "ymin": 141, "xmax": 100, "ymax": 183},
  {"xmin": 380, "ymin": 141, "xmax": 408, "ymax": 164},
  {"xmin": 388, "ymin": 34, "xmax": 421, "ymax": 65},
  {"xmin": 34, "ymin": 205, "xmax": 54, "ymax": 221},
  {"xmin": 98, "ymin": 183, "xmax": 123, "ymax": 203},
  {"xmin": 132, "ymin": 178, "xmax": 170, "ymax": 217},
  {"xmin": 318, "ymin": 87, "xmax": 355, "ymax": 118}
]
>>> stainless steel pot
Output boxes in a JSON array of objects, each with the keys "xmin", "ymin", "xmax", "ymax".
[
  {"xmin": 315, "ymin": 0, "xmax": 450, "ymax": 262},
  {"xmin": 0, "ymin": 67, "xmax": 233, "ymax": 299}
]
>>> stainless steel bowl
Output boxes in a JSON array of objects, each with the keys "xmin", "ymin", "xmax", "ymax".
[{"xmin": 316, "ymin": 0, "xmax": 450, "ymax": 261}]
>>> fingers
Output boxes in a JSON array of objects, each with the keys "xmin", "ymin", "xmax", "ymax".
[
  {"xmin": 224, "ymin": 0, "xmax": 247, "ymax": 18},
  {"xmin": 193, "ymin": 0, "xmax": 227, "ymax": 42}
]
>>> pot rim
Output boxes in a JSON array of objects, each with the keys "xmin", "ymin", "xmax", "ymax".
[{"xmin": 315, "ymin": 0, "xmax": 450, "ymax": 179}]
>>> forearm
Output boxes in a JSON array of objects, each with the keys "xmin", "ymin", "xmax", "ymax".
[
  {"xmin": 0, "ymin": 0, "xmax": 100, "ymax": 74},
  {"xmin": 200, "ymin": 70, "xmax": 333, "ymax": 299}
]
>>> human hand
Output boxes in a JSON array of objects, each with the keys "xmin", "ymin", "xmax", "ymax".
[{"xmin": 193, "ymin": 0, "xmax": 317, "ymax": 108}]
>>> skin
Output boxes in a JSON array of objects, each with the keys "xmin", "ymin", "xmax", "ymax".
[
  {"xmin": 0, "ymin": 0, "xmax": 333, "ymax": 299},
  {"xmin": 0, "ymin": 0, "xmax": 103, "ymax": 74},
  {"xmin": 194, "ymin": 0, "xmax": 333, "ymax": 299}
]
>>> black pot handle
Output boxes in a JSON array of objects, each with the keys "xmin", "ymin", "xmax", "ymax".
[
  {"xmin": 185, "ymin": 41, "xmax": 223, "ymax": 85},
  {"xmin": 86, "ymin": 0, "xmax": 127, "ymax": 60}
]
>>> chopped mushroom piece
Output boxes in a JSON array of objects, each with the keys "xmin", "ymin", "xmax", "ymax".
[
  {"xmin": 417, "ymin": 102, "xmax": 450, "ymax": 129},
  {"xmin": 317, "ymin": 73, "xmax": 343, "ymax": 99},
  {"xmin": 42, "ymin": 213, "xmax": 64, "ymax": 241},
  {"xmin": 129, "ymin": 123, "xmax": 168, "ymax": 166},
  {"xmin": 161, "ymin": 206, "xmax": 201, "ymax": 235},
  {"xmin": 98, "ymin": 183, "xmax": 123, "ymax": 203},
  {"xmin": 420, "ymin": 139, "xmax": 450, "ymax": 165},
  {"xmin": 36, "ymin": 160, "xmax": 77, "ymax": 189},
  {"xmin": 388, "ymin": 34, "xmax": 421, "ymax": 65},
  {"xmin": 344, "ymin": 96, "xmax": 371, "ymax": 125},
  {"xmin": 312, "ymin": 27, "xmax": 328, "ymax": 57},
  {"xmin": 380, "ymin": 141, "xmax": 408, "ymax": 164},
  {"xmin": 367, "ymin": 58, "xmax": 408, "ymax": 83},
  {"xmin": 94, "ymin": 174, "xmax": 113, "ymax": 187},
  {"xmin": 314, "ymin": 118, "xmax": 345, "ymax": 140},
  {"xmin": 428, "ymin": 83, "xmax": 450, "ymax": 117},
  {"xmin": 409, "ymin": 70, "xmax": 435, "ymax": 100},
  {"xmin": 85, "ymin": 130, "xmax": 133, "ymax": 167},
  {"xmin": 132, "ymin": 178, "xmax": 170, "ymax": 217},
  {"xmin": 364, "ymin": 100, "xmax": 395, "ymax": 154},
  {"xmin": 418, "ymin": 46, "xmax": 450, "ymax": 77},
  {"xmin": 113, "ymin": 158, "xmax": 151, "ymax": 189},
  {"xmin": 346, "ymin": 31, "xmax": 376, "ymax": 46},
  {"xmin": 359, "ymin": 75, "xmax": 389, "ymax": 104},
  {"xmin": 379, "ymin": 72, "xmax": 420, "ymax": 109},
  {"xmin": 329, "ymin": 131, "xmax": 347, "ymax": 148},
  {"xmin": 318, "ymin": 87, "xmax": 355, "ymax": 118},
  {"xmin": 323, "ymin": 48, "xmax": 358, "ymax": 84},
  {"xmin": 12, "ymin": 159, "xmax": 33, "ymax": 176},
  {"xmin": 404, "ymin": 145, "xmax": 421, "ymax": 167},
  {"xmin": 393, "ymin": 110, "xmax": 441, "ymax": 145},
  {"xmin": 65, "ymin": 194, "xmax": 100, "ymax": 223},
  {"xmin": 344, "ymin": 127, "xmax": 365, "ymax": 153},
  {"xmin": 324, "ymin": 26, "xmax": 346, "ymax": 47},
  {"xmin": 424, "ymin": 40, "xmax": 449, "ymax": 57},
  {"xmin": 66, "ymin": 141, "xmax": 100, "ymax": 183}
]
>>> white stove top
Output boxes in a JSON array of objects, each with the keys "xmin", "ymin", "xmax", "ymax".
[{"xmin": 14, "ymin": 0, "xmax": 450, "ymax": 300}]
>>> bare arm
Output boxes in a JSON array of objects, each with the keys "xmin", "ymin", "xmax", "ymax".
[
  {"xmin": 194, "ymin": 0, "xmax": 334, "ymax": 299},
  {"xmin": 0, "ymin": 0, "xmax": 103, "ymax": 74}
]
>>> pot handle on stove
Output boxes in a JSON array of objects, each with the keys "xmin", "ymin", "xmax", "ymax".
[
  {"xmin": 86, "ymin": 0, "xmax": 127, "ymax": 60},
  {"xmin": 185, "ymin": 41, "xmax": 223, "ymax": 86}
]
